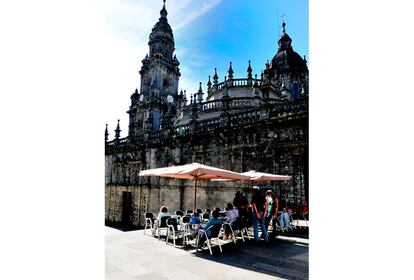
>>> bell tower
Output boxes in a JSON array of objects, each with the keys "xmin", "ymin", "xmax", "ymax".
[{"xmin": 128, "ymin": 0, "xmax": 181, "ymax": 140}]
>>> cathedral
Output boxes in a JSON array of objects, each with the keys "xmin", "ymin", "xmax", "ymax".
[{"xmin": 105, "ymin": 1, "xmax": 308, "ymax": 229}]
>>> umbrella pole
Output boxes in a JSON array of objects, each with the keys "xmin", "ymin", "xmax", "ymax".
[{"xmin": 194, "ymin": 176, "xmax": 198, "ymax": 211}]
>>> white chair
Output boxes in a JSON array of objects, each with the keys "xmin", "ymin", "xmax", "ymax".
[
  {"xmin": 222, "ymin": 222, "xmax": 237, "ymax": 243},
  {"xmin": 165, "ymin": 218, "xmax": 188, "ymax": 247},
  {"xmin": 288, "ymin": 211, "xmax": 297, "ymax": 230},
  {"xmin": 196, "ymin": 224, "xmax": 223, "ymax": 255},
  {"xmin": 143, "ymin": 212, "xmax": 155, "ymax": 235},
  {"xmin": 154, "ymin": 215, "xmax": 171, "ymax": 240},
  {"xmin": 301, "ymin": 211, "xmax": 309, "ymax": 228}
]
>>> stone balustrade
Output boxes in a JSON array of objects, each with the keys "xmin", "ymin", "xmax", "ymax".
[
  {"xmin": 215, "ymin": 78, "xmax": 261, "ymax": 91},
  {"xmin": 106, "ymin": 98, "xmax": 307, "ymax": 146}
]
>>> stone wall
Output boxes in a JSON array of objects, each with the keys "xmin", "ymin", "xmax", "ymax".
[
  {"xmin": 105, "ymin": 178, "xmax": 278, "ymax": 228},
  {"xmin": 105, "ymin": 100, "xmax": 308, "ymax": 228}
]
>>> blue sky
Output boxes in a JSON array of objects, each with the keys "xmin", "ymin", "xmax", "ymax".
[
  {"xmin": 174, "ymin": 0, "xmax": 309, "ymax": 92},
  {"xmin": 104, "ymin": 0, "xmax": 308, "ymax": 137}
]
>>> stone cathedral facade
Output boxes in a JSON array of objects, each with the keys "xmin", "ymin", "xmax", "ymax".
[{"xmin": 105, "ymin": 1, "xmax": 308, "ymax": 229}]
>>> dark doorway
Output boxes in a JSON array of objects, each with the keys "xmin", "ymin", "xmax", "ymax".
[{"xmin": 121, "ymin": 191, "xmax": 133, "ymax": 227}]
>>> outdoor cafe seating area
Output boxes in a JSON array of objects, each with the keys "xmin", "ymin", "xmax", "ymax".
[
  {"xmin": 143, "ymin": 207, "xmax": 309, "ymax": 255},
  {"xmin": 139, "ymin": 163, "xmax": 308, "ymax": 255}
]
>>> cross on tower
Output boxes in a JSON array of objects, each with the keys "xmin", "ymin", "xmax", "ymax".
[{"xmin": 281, "ymin": 14, "xmax": 286, "ymax": 33}]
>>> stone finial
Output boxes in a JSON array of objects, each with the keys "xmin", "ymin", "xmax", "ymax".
[
  {"xmin": 207, "ymin": 75, "xmax": 212, "ymax": 91},
  {"xmin": 282, "ymin": 20, "xmax": 286, "ymax": 34},
  {"xmin": 228, "ymin": 62, "xmax": 234, "ymax": 80},
  {"xmin": 197, "ymin": 82, "xmax": 203, "ymax": 103},
  {"xmin": 247, "ymin": 60, "xmax": 252, "ymax": 79},
  {"xmin": 213, "ymin": 67, "xmax": 218, "ymax": 84},
  {"xmin": 182, "ymin": 90, "xmax": 187, "ymax": 107},
  {"xmin": 115, "ymin": 119, "xmax": 121, "ymax": 140},
  {"xmin": 105, "ymin": 124, "xmax": 109, "ymax": 142}
]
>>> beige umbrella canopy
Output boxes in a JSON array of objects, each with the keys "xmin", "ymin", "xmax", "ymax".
[
  {"xmin": 242, "ymin": 170, "xmax": 292, "ymax": 182},
  {"xmin": 139, "ymin": 163, "xmax": 250, "ymax": 210}
]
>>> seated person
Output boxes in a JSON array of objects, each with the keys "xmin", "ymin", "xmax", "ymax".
[
  {"xmin": 153, "ymin": 206, "xmax": 171, "ymax": 236},
  {"xmin": 299, "ymin": 200, "xmax": 308, "ymax": 217},
  {"xmin": 189, "ymin": 211, "xmax": 201, "ymax": 225},
  {"xmin": 278, "ymin": 208, "xmax": 291, "ymax": 229},
  {"xmin": 193, "ymin": 209, "xmax": 222, "ymax": 246},
  {"xmin": 224, "ymin": 203, "xmax": 239, "ymax": 239}
]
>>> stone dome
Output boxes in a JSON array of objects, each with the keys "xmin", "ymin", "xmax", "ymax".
[{"xmin": 268, "ymin": 22, "xmax": 308, "ymax": 78}]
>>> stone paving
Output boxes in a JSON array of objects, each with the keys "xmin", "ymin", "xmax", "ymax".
[{"xmin": 106, "ymin": 226, "xmax": 308, "ymax": 280}]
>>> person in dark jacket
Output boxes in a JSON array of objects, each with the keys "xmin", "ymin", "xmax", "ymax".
[
  {"xmin": 250, "ymin": 187, "xmax": 268, "ymax": 242},
  {"xmin": 233, "ymin": 191, "xmax": 249, "ymax": 229}
]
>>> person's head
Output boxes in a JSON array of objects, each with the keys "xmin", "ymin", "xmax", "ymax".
[
  {"xmin": 160, "ymin": 206, "xmax": 168, "ymax": 213},
  {"xmin": 212, "ymin": 209, "xmax": 219, "ymax": 219},
  {"xmin": 265, "ymin": 190, "xmax": 273, "ymax": 197},
  {"xmin": 227, "ymin": 203, "xmax": 233, "ymax": 210},
  {"xmin": 252, "ymin": 186, "xmax": 260, "ymax": 195},
  {"xmin": 235, "ymin": 191, "xmax": 242, "ymax": 198}
]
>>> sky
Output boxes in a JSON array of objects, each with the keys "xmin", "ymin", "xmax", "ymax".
[{"xmin": 103, "ymin": 0, "xmax": 308, "ymax": 139}]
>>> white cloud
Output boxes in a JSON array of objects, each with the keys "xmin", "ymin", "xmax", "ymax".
[{"xmin": 172, "ymin": 0, "xmax": 222, "ymax": 30}]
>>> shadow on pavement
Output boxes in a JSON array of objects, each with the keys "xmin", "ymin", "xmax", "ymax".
[{"xmin": 184, "ymin": 233, "xmax": 309, "ymax": 280}]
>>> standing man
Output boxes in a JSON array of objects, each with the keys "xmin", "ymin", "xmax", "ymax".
[
  {"xmin": 251, "ymin": 187, "xmax": 269, "ymax": 242},
  {"xmin": 269, "ymin": 191, "xmax": 280, "ymax": 240}
]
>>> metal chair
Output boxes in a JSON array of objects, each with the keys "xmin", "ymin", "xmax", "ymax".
[
  {"xmin": 181, "ymin": 215, "xmax": 190, "ymax": 224},
  {"xmin": 175, "ymin": 210, "xmax": 185, "ymax": 217},
  {"xmin": 143, "ymin": 212, "xmax": 155, "ymax": 235},
  {"xmin": 288, "ymin": 211, "xmax": 297, "ymax": 230},
  {"xmin": 166, "ymin": 217, "xmax": 188, "ymax": 247},
  {"xmin": 240, "ymin": 226, "xmax": 251, "ymax": 241},
  {"xmin": 202, "ymin": 213, "xmax": 210, "ymax": 222},
  {"xmin": 196, "ymin": 224, "xmax": 223, "ymax": 255},
  {"xmin": 222, "ymin": 222, "xmax": 237, "ymax": 243},
  {"xmin": 155, "ymin": 215, "xmax": 171, "ymax": 240},
  {"xmin": 302, "ymin": 211, "xmax": 309, "ymax": 227}
]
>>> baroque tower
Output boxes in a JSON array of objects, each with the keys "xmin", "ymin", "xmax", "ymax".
[
  {"xmin": 128, "ymin": 0, "xmax": 180, "ymax": 141},
  {"xmin": 264, "ymin": 21, "xmax": 308, "ymax": 100}
]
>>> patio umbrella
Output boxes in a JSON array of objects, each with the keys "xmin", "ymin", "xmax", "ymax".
[
  {"xmin": 138, "ymin": 163, "xmax": 250, "ymax": 210},
  {"xmin": 241, "ymin": 170, "xmax": 292, "ymax": 182}
]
